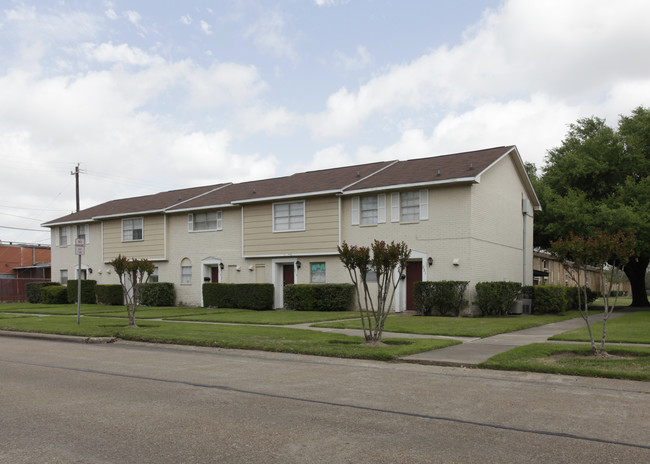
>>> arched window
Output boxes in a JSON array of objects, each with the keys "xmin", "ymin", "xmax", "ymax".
[{"xmin": 181, "ymin": 258, "xmax": 192, "ymax": 284}]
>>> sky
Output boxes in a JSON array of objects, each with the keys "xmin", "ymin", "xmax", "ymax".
[{"xmin": 1, "ymin": 0, "xmax": 650, "ymax": 246}]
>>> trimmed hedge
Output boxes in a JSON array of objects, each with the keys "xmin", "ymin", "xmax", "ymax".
[
  {"xmin": 203, "ymin": 283, "xmax": 274, "ymax": 310},
  {"xmin": 137, "ymin": 282, "xmax": 176, "ymax": 307},
  {"xmin": 532, "ymin": 285, "xmax": 566, "ymax": 314},
  {"xmin": 67, "ymin": 279, "xmax": 97, "ymax": 304},
  {"xmin": 25, "ymin": 282, "xmax": 60, "ymax": 304},
  {"xmin": 474, "ymin": 281, "xmax": 522, "ymax": 316},
  {"xmin": 283, "ymin": 284, "xmax": 354, "ymax": 311},
  {"xmin": 95, "ymin": 284, "xmax": 124, "ymax": 305},
  {"xmin": 41, "ymin": 285, "xmax": 69, "ymax": 304},
  {"xmin": 564, "ymin": 286, "xmax": 599, "ymax": 311},
  {"xmin": 414, "ymin": 281, "xmax": 469, "ymax": 316}
]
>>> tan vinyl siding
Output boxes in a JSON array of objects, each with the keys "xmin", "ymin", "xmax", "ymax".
[
  {"xmin": 103, "ymin": 215, "xmax": 166, "ymax": 261},
  {"xmin": 244, "ymin": 197, "xmax": 339, "ymax": 256}
]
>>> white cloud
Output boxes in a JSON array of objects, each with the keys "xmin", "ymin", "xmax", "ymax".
[
  {"xmin": 200, "ymin": 20, "xmax": 212, "ymax": 35},
  {"xmin": 309, "ymin": 0, "xmax": 650, "ymax": 139},
  {"xmin": 236, "ymin": 106, "xmax": 297, "ymax": 136},
  {"xmin": 180, "ymin": 15, "xmax": 192, "ymax": 25},
  {"xmin": 333, "ymin": 45, "xmax": 371, "ymax": 71},
  {"xmin": 185, "ymin": 63, "xmax": 268, "ymax": 108},
  {"xmin": 244, "ymin": 11, "xmax": 296, "ymax": 60},
  {"xmin": 84, "ymin": 42, "xmax": 165, "ymax": 66},
  {"xmin": 124, "ymin": 10, "xmax": 141, "ymax": 26},
  {"xmin": 313, "ymin": 0, "xmax": 350, "ymax": 6},
  {"xmin": 105, "ymin": 8, "xmax": 118, "ymax": 20}
]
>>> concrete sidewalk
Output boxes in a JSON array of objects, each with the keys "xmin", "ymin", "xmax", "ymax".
[{"xmin": 400, "ymin": 313, "xmax": 627, "ymax": 367}]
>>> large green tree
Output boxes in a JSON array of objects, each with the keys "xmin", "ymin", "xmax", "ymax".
[{"xmin": 534, "ymin": 106, "xmax": 650, "ymax": 307}]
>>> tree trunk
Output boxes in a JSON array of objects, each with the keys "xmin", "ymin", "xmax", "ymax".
[{"xmin": 623, "ymin": 256, "xmax": 650, "ymax": 307}]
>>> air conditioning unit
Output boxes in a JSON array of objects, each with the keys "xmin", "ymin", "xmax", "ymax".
[{"xmin": 509, "ymin": 298, "xmax": 533, "ymax": 315}]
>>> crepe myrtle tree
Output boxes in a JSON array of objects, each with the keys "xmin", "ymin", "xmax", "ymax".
[
  {"xmin": 109, "ymin": 254, "xmax": 155, "ymax": 327},
  {"xmin": 338, "ymin": 240, "xmax": 410, "ymax": 343},
  {"xmin": 551, "ymin": 229, "xmax": 635, "ymax": 357}
]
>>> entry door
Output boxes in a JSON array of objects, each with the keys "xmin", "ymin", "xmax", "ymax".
[
  {"xmin": 211, "ymin": 267, "xmax": 220, "ymax": 283},
  {"xmin": 406, "ymin": 261, "xmax": 422, "ymax": 311},
  {"xmin": 283, "ymin": 264, "xmax": 294, "ymax": 286}
]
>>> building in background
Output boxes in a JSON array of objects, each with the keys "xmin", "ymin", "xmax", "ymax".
[{"xmin": 0, "ymin": 241, "xmax": 51, "ymax": 302}]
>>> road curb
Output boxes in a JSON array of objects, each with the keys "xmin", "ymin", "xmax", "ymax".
[{"xmin": 0, "ymin": 330, "xmax": 116, "ymax": 344}]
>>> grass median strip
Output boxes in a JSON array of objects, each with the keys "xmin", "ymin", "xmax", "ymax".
[
  {"xmin": 0, "ymin": 315, "xmax": 460, "ymax": 361},
  {"xmin": 550, "ymin": 311, "xmax": 650, "ymax": 344},
  {"xmin": 479, "ymin": 343, "xmax": 650, "ymax": 382},
  {"xmin": 313, "ymin": 312, "xmax": 582, "ymax": 338}
]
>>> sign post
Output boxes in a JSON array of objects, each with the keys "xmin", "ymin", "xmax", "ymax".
[{"xmin": 75, "ymin": 238, "xmax": 85, "ymax": 325}]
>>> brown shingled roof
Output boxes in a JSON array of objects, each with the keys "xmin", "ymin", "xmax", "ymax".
[
  {"xmin": 43, "ymin": 183, "xmax": 228, "ymax": 226},
  {"xmin": 167, "ymin": 160, "xmax": 395, "ymax": 211},
  {"xmin": 343, "ymin": 146, "xmax": 515, "ymax": 192},
  {"xmin": 43, "ymin": 145, "xmax": 536, "ymax": 226}
]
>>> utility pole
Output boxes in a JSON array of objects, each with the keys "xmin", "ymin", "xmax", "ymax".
[
  {"xmin": 72, "ymin": 163, "xmax": 83, "ymax": 324},
  {"xmin": 71, "ymin": 163, "xmax": 81, "ymax": 212}
]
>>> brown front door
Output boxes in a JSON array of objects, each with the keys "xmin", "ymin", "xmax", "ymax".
[
  {"xmin": 283, "ymin": 264, "xmax": 294, "ymax": 286},
  {"xmin": 211, "ymin": 267, "xmax": 220, "ymax": 283},
  {"xmin": 406, "ymin": 261, "xmax": 422, "ymax": 311}
]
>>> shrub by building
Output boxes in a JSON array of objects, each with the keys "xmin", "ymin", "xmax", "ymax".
[
  {"xmin": 413, "ymin": 281, "xmax": 469, "ymax": 316},
  {"xmin": 474, "ymin": 281, "xmax": 522, "ymax": 316},
  {"xmin": 25, "ymin": 282, "xmax": 60, "ymax": 304},
  {"xmin": 203, "ymin": 283, "xmax": 274, "ymax": 310},
  {"xmin": 283, "ymin": 284, "xmax": 354, "ymax": 311},
  {"xmin": 41, "ymin": 285, "xmax": 68, "ymax": 304},
  {"xmin": 137, "ymin": 282, "xmax": 176, "ymax": 307},
  {"xmin": 95, "ymin": 284, "xmax": 124, "ymax": 305},
  {"xmin": 67, "ymin": 280, "xmax": 97, "ymax": 304}
]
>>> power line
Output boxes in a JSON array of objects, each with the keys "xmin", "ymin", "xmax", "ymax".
[{"xmin": 0, "ymin": 225, "xmax": 48, "ymax": 232}]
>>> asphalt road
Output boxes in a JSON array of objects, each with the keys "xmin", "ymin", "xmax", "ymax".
[{"xmin": 1, "ymin": 336, "xmax": 649, "ymax": 463}]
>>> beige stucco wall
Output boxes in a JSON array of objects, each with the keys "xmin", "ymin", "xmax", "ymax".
[
  {"xmin": 163, "ymin": 207, "xmax": 246, "ymax": 305},
  {"xmin": 468, "ymin": 154, "xmax": 533, "ymax": 289},
  {"xmin": 50, "ymin": 223, "xmax": 122, "ymax": 286},
  {"xmin": 243, "ymin": 196, "xmax": 339, "ymax": 257},
  {"xmin": 103, "ymin": 215, "xmax": 166, "ymax": 261}
]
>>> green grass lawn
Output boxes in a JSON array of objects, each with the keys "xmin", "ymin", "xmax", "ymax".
[
  {"xmin": 480, "ymin": 343, "xmax": 650, "ymax": 382},
  {"xmin": 0, "ymin": 314, "xmax": 459, "ymax": 361},
  {"xmin": 313, "ymin": 312, "xmax": 583, "ymax": 338},
  {"xmin": 0, "ymin": 303, "xmax": 359, "ymax": 324},
  {"xmin": 550, "ymin": 311, "xmax": 650, "ymax": 344}
]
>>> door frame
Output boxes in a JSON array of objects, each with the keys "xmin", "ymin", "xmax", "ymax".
[
  {"xmin": 272, "ymin": 258, "xmax": 300, "ymax": 309},
  {"xmin": 396, "ymin": 250, "xmax": 427, "ymax": 312},
  {"xmin": 200, "ymin": 257, "xmax": 223, "ymax": 306}
]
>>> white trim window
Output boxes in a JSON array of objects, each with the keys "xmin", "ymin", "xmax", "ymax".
[
  {"xmin": 56, "ymin": 226, "xmax": 71, "ymax": 247},
  {"xmin": 273, "ymin": 201, "xmax": 305, "ymax": 232},
  {"xmin": 149, "ymin": 266, "xmax": 159, "ymax": 283},
  {"xmin": 352, "ymin": 194, "xmax": 386, "ymax": 225},
  {"xmin": 74, "ymin": 224, "xmax": 90, "ymax": 244},
  {"xmin": 188, "ymin": 211, "xmax": 222, "ymax": 232},
  {"xmin": 400, "ymin": 191, "xmax": 420, "ymax": 222},
  {"xmin": 181, "ymin": 258, "xmax": 192, "ymax": 284},
  {"xmin": 390, "ymin": 189, "xmax": 429, "ymax": 223},
  {"xmin": 60, "ymin": 269, "xmax": 68, "ymax": 285},
  {"xmin": 122, "ymin": 217, "xmax": 143, "ymax": 241}
]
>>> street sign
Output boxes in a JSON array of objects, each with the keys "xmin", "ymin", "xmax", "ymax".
[{"xmin": 75, "ymin": 238, "xmax": 85, "ymax": 255}]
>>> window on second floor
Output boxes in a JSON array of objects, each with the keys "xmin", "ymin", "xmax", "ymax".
[
  {"xmin": 392, "ymin": 190, "xmax": 429, "ymax": 223},
  {"xmin": 122, "ymin": 217, "xmax": 143, "ymax": 242},
  {"xmin": 273, "ymin": 201, "xmax": 305, "ymax": 232},
  {"xmin": 188, "ymin": 211, "xmax": 222, "ymax": 232},
  {"xmin": 352, "ymin": 190, "xmax": 428, "ymax": 225},
  {"xmin": 75, "ymin": 224, "xmax": 89, "ymax": 244},
  {"xmin": 57, "ymin": 226, "xmax": 70, "ymax": 247}
]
